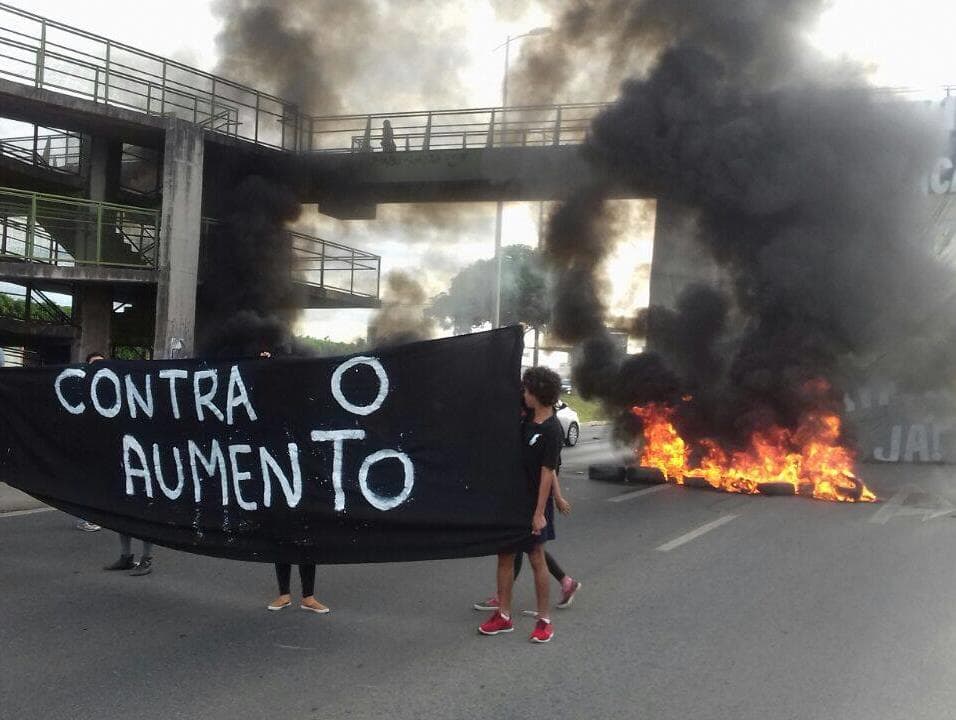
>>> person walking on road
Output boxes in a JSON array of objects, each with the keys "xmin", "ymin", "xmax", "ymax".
[{"xmin": 478, "ymin": 366, "xmax": 566, "ymax": 643}]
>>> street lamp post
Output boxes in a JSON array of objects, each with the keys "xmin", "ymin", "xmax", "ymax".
[{"xmin": 492, "ymin": 26, "xmax": 551, "ymax": 329}]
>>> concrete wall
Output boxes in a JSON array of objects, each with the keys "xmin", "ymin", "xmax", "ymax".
[{"xmin": 153, "ymin": 119, "xmax": 204, "ymax": 359}]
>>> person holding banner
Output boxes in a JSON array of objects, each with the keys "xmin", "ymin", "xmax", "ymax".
[
  {"xmin": 74, "ymin": 352, "xmax": 104, "ymax": 533},
  {"xmin": 473, "ymin": 375, "xmax": 581, "ymax": 614},
  {"xmin": 268, "ymin": 564, "xmax": 329, "ymax": 614},
  {"xmin": 479, "ymin": 366, "xmax": 565, "ymax": 643},
  {"xmin": 257, "ymin": 350, "xmax": 330, "ymax": 615}
]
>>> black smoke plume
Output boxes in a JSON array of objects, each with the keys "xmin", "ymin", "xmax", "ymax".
[
  {"xmin": 533, "ymin": 0, "xmax": 946, "ymax": 452},
  {"xmin": 367, "ymin": 271, "xmax": 436, "ymax": 348},
  {"xmin": 197, "ymin": 176, "xmax": 306, "ymax": 357},
  {"xmin": 213, "ymin": 0, "xmax": 474, "ymax": 115}
]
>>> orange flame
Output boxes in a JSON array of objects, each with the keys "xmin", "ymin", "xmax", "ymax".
[{"xmin": 632, "ymin": 400, "xmax": 877, "ymax": 503}]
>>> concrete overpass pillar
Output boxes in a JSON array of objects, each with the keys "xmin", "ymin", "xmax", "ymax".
[
  {"xmin": 72, "ymin": 136, "xmax": 123, "ymax": 263},
  {"xmin": 153, "ymin": 119, "xmax": 204, "ymax": 359},
  {"xmin": 646, "ymin": 198, "xmax": 727, "ymax": 349},
  {"xmin": 88, "ymin": 136, "xmax": 122, "ymax": 202},
  {"xmin": 71, "ymin": 285, "xmax": 112, "ymax": 361}
]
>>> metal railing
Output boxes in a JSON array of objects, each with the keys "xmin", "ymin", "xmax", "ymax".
[
  {"xmin": 0, "ymin": 2, "xmax": 295, "ymax": 149},
  {"xmin": 4, "ymin": 4, "xmax": 952, "ymax": 158},
  {"xmin": 0, "ymin": 345, "xmax": 38, "ymax": 366},
  {"xmin": 200, "ymin": 219, "xmax": 380, "ymax": 299},
  {"xmin": 290, "ymin": 230, "xmax": 380, "ymax": 298},
  {"xmin": 0, "ymin": 283, "xmax": 72, "ymax": 324},
  {"xmin": 306, "ymin": 103, "xmax": 608, "ymax": 153},
  {"xmin": 0, "ymin": 2, "xmax": 602, "ymax": 154},
  {"xmin": 0, "ymin": 187, "xmax": 160, "ymax": 269},
  {"xmin": 0, "ymin": 127, "xmax": 82, "ymax": 174}
]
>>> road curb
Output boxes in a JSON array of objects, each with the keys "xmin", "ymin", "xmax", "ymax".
[{"xmin": 0, "ymin": 483, "xmax": 48, "ymax": 515}]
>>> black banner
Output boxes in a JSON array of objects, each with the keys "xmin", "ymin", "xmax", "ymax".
[{"xmin": 0, "ymin": 327, "xmax": 530, "ymax": 563}]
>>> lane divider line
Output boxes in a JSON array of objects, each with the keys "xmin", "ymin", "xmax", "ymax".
[
  {"xmin": 656, "ymin": 514, "xmax": 739, "ymax": 552},
  {"xmin": 608, "ymin": 484, "xmax": 670, "ymax": 503}
]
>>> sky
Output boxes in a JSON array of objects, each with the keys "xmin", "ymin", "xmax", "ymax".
[{"xmin": 3, "ymin": 0, "xmax": 955, "ymax": 342}]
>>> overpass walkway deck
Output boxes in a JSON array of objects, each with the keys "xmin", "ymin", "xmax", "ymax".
[
  {"xmin": 2, "ymin": 1, "xmax": 953, "ymax": 217},
  {"xmin": 0, "ymin": 187, "xmax": 381, "ymax": 308}
]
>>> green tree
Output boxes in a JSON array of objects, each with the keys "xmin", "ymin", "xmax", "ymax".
[
  {"xmin": 428, "ymin": 244, "xmax": 550, "ymax": 333},
  {"xmin": 297, "ymin": 335, "xmax": 367, "ymax": 357},
  {"xmin": 0, "ymin": 292, "xmax": 71, "ymax": 322}
]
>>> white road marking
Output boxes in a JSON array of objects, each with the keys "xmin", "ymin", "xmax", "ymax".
[
  {"xmin": 868, "ymin": 484, "xmax": 955, "ymax": 524},
  {"xmin": 0, "ymin": 507, "xmax": 53, "ymax": 519},
  {"xmin": 608, "ymin": 484, "xmax": 670, "ymax": 503},
  {"xmin": 656, "ymin": 514, "xmax": 739, "ymax": 552}
]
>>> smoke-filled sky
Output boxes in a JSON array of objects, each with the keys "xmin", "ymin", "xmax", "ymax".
[{"xmin": 7, "ymin": 0, "xmax": 956, "ymax": 341}]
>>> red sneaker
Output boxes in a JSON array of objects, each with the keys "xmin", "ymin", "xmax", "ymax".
[
  {"xmin": 556, "ymin": 579, "xmax": 581, "ymax": 609},
  {"xmin": 529, "ymin": 619, "xmax": 554, "ymax": 643},
  {"xmin": 473, "ymin": 596, "xmax": 499, "ymax": 611},
  {"xmin": 478, "ymin": 611, "xmax": 514, "ymax": 635}
]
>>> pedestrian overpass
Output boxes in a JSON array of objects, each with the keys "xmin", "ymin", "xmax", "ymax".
[
  {"xmin": 1, "ymin": 1, "xmax": 952, "ymax": 365},
  {"xmin": 0, "ymin": 1, "xmax": 624, "ymax": 362}
]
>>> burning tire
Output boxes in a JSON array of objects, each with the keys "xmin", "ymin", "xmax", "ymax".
[
  {"xmin": 835, "ymin": 476, "xmax": 865, "ymax": 502},
  {"xmin": 625, "ymin": 466, "xmax": 666, "ymax": 484},
  {"xmin": 756, "ymin": 482, "xmax": 796, "ymax": 497},
  {"xmin": 588, "ymin": 464, "xmax": 626, "ymax": 483},
  {"xmin": 682, "ymin": 476, "xmax": 716, "ymax": 490}
]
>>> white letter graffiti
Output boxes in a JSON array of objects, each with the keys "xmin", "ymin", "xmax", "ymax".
[
  {"xmin": 193, "ymin": 369, "xmax": 225, "ymax": 423},
  {"xmin": 154, "ymin": 444, "xmax": 186, "ymax": 500},
  {"xmin": 125, "ymin": 374, "xmax": 154, "ymax": 419},
  {"xmin": 929, "ymin": 157, "xmax": 954, "ymax": 195},
  {"xmin": 260, "ymin": 444, "xmax": 302, "ymax": 508},
  {"xmin": 331, "ymin": 356, "xmax": 389, "ymax": 416},
  {"xmin": 311, "ymin": 429, "xmax": 366, "ymax": 511},
  {"xmin": 874, "ymin": 426, "xmax": 902, "ymax": 462},
  {"xmin": 188, "ymin": 439, "xmax": 228, "ymax": 504},
  {"xmin": 123, "ymin": 434, "xmax": 153, "ymax": 498},
  {"xmin": 54, "ymin": 368, "xmax": 86, "ymax": 414},
  {"xmin": 159, "ymin": 369, "xmax": 188, "ymax": 419},
  {"xmin": 228, "ymin": 444, "xmax": 257, "ymax": 511},
  {"xmin": 358, "ymin": 449, "xmax": 415, "ymax": 511},
  {"xmin": 91, "ymin": 368, "xmax": 123, "ymax": 418},
  {"xmin": 226, "ymin": 365, "xmax": 258, "ymax": 425}
]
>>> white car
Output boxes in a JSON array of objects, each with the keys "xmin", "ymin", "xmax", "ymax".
[{"xmin": 555, "ymin": 401, "xmax": 580, "ymax": 447}]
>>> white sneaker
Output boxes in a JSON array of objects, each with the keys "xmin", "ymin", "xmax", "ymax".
[{"xmin": 75, "ymin": 521, "xmax": 101, "ymax": 532}]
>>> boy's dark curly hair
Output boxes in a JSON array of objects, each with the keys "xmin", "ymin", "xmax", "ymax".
[{"xmin": 522, "ymin": 366, "xmax": 562, "ymax": 407}]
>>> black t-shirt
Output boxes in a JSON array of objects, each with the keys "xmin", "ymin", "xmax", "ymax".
[{"xmin": 522, "ymin": 413, "xmax": 563, "ymax": 502}]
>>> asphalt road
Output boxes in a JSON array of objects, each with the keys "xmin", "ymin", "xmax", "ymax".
[{"xmin": 3, "ymin": 424, "xmax": 956, "ymax": 720}]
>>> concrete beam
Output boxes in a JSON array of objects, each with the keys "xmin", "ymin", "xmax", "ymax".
[
  {"xmin": 0, "ymin": 262, "xmax": 157, "ymax": 285},
  {"xmin": 307, "ymin": 145, "xmax": 643, "ymax": 211},
  {"xmin": 0, "ymin": 79, "xmax": 638, "ymax": 210},
  {"xmin": 0, "ymin": 156, "xmax": 85, "ymax": 194},
  {"xmin": 153, "ymin": 119, "xmax": 204, "ymax": 359},
  {"xmin": 301, "ymin": 285, "xmax": 381, "ymax": 309},
  {"xmin": 0, "ymin": 78, "xmax": 166, "ymax": 149},
  {"xmin": 0, "ymin": 317, "xmax": 77, "ymax": 343}
]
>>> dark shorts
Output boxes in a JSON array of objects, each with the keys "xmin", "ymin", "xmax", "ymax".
[{"xmin": 511, "ymin": 498, "xmax": 555, "ymax": 554}]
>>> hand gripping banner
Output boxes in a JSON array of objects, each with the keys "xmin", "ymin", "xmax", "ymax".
[{"xmin": 0, "ymin": 327, "xmax": 531, "ymax": 563}]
